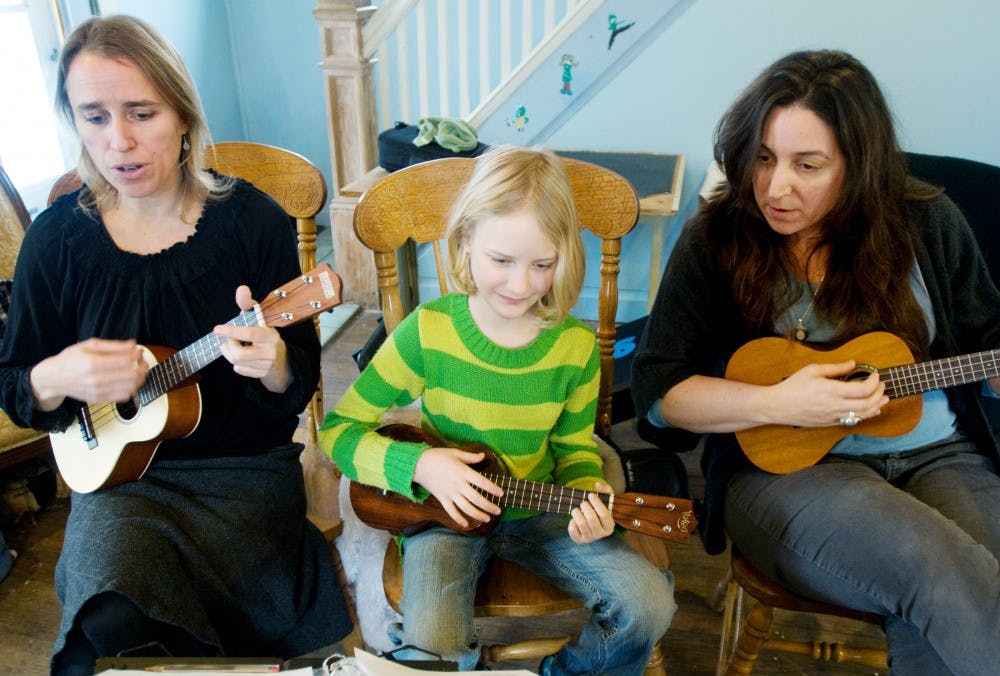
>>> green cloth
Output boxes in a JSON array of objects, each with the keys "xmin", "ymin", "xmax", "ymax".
[
  {"xmin": 319, "ymin": 294, "xmax": 604, "ymax": 520},
  {"xmin": 413, "ymin": 117, "xmax": 479, "ymax": 152}
]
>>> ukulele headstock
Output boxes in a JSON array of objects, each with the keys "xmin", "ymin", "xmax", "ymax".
[
  {"xmin": 612, "ymin": 492, "xmax": 697, "ymax": 544},
  {"xmin": 258, "ymin": 263, "xmax": 343, "ymax": 327}
]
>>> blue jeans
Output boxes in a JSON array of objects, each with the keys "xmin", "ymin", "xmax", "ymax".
[
  {"xmin": 387, "ymin": 512, "xmax": 676, "ymax": 675},
  {"xmin": 725, "ymin": 439, "xmax": 1000, "ymax": 676}
]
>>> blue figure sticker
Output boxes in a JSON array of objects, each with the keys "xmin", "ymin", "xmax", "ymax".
[
  {"xmin": 559, "ymin": 54, "xmax": 578, "ymax": 95},
  {"xmin": 507, "ymin": 105, "xmax": 530, "ymax": 132},
  {"xmin": 607, "ymin": 13, "xmax": 635, "ymax": 50}
]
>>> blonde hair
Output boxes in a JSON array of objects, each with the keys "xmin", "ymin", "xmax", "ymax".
[
  {"xmin": 55, "ymin": 14, "xmax": 231, "ymax": 211},
  {"xmin": 446, "ymin": 145, "xmax": 585, "ymax": 324}
]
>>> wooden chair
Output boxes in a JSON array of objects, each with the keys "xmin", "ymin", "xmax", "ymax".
[
  {"xmin": 0, "ymin": 165, "xmax": 54, "ymax": 471},
  {"xmin": 716, "ymin": 548, "xmax": 887, "ymax": 674},
  {"xmin": 352, "ymin": 155, "xmax": 671, "ymax": 673},
  {"xmin": 47, "ymin": 142, "xmax": 329, "ymax": 442}
]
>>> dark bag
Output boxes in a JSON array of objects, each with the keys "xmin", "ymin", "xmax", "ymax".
[
  {"xmin": 377, "ymin": 122, "xmax": 489, "ymax": 172},
  {"xmin": 617, "ymin": 445, "xmax": 691, "ymax": 500},
  {"xmin": 351, "ymin": 316, "xmax": 387, "ymax": 372}
]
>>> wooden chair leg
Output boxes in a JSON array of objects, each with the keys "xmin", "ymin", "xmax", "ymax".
[
  {"xmin": 716, "ymin": 578, "xmax": 742, "ymax": 675},
  {"xmin": 724, "ymin": 602, "xmax": 772, "ymax": 675},
  {"xmin": 643, "ymin": 640, "xmax": 667, "ymax": 676},
  {"xmin": 329, "ymin": 536, "xmax": 365, "ymax": 653},
  {"xmin": 711, "ymin": 569, "xmax": 733, "ymax": 612},
  {"xmin": 481, "ymin": 636, "xmax": 572, "ymax": 664},
  {"xmin": 763, "ymin": 635, "xmax": 888, "ymax": 669},
  {"xmin": 482, "ymin": 634, "xmax": 665, "ymax": 674}
]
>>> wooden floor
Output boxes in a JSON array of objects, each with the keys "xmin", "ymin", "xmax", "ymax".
[{"xmin": 0, "ymin": 309, "xmax": 887, "ymax": 675}]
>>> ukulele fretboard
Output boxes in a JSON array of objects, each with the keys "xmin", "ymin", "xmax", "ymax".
[
  {"xmin": 882, "ymin": 349, "xmax": 1000, "ymax": 399},
  {"xmin": 480, "ymin": 474, "xmax": 612, "ymax": 515},
  {"xmin": 137, "ymin": 309, "xmax": 261, "ymax": 405}
]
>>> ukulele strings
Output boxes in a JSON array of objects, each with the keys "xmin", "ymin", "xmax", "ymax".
[{"xmin": 477, "ymin": 473, "xmax": 612, "ymax": 514}]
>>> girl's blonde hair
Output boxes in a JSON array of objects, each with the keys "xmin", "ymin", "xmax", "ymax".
[
  {"xmin": 445, "ymin": 145, "xmax": 585, "ymax": 325},
  {"xmin": 55, "ymin": 14, "xmax": 231, "ymax": 211}
]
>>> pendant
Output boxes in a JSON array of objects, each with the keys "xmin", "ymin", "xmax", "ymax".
[{"xmin": 794, "ymin": 325, "xmax": 808, "ymax": 341}]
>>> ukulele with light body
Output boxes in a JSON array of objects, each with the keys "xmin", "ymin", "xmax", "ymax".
[{"xmin": 51, "ymin": 264, "xmax": 342, "ymax": 493}]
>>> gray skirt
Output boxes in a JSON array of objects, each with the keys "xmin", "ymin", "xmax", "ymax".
[{"xmin": 52, "ymin": 443, "xmax": 351, "ymax": 661}]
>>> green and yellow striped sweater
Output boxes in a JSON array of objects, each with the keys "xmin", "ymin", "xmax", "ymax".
[{"xmin": 319, "ymin": 294, "xmax": 603, "ymax": 519}]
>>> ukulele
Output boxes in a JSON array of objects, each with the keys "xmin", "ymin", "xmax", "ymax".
[
  {"xmin": 348, "ymin": 423, "xmax": 697, "ymax": 543},
  {"xmin": 726, "ymin": 331, "xmax": 1000, "ymax": 474},
  {"xmin": 51, "ymin": 264, "xmax": 343, "ymax": 493}
]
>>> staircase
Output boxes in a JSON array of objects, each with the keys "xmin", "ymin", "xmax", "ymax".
[{"xmin": 313, "ymin": 0, "xmax": 689, "ymax": 308}]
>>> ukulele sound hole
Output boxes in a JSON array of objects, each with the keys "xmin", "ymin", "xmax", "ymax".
[
  {"xmin": 845, "ymin": 363, "xmax": 878, "ymax": 382},
  {"xmin": 115, "ymin": 397, "xmax": 140, "ymax": 422}
]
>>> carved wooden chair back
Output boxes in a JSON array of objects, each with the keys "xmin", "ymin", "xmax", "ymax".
[
  {"xmin": 353, "ymin": 155, "xmax": 638, "ymax": 439},
  {"xmin": 205, "ymin": 142, "xmax": 328, "ymax": 441},
  {"xmin": 353, "ymin": 156, "xmax": 671, "ymax": 673},
  {"xmin": 1, "ymin": 165, "xmax": 55, "ymax": 470}
]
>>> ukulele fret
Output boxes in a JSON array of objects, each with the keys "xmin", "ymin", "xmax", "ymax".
[{"xmin": 883, "ymin": 349, "xmax": 1000, "ymax": 399}]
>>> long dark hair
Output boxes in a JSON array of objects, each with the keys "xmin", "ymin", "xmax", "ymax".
[{"xmin": 704, "ymin": 49, "xmax": 934, "ymax": 354}]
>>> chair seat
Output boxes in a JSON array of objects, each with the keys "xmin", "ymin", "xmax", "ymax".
[
  {"xmin": 383, "ymin": 544, "xmax": 583, "ymax": 617},
  {"xmin": 383, "ymin": 530, "xmax": 671, "ymax": 618},
  {"xmin": 730, "ymin": 550, "xmax": 883, "ymax": 626}
]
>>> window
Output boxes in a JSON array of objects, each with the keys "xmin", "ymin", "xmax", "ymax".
[{"xmin": 0, "ymin": 0, "xmax": 75, "ymax": 217}]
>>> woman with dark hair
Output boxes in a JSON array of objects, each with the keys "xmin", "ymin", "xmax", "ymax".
[
  {"xmin": 0, "ymin": 15, "xmax": 350, "ymax": 674},
  {"xmin": 632, "ymin": 49, "xmax": 1000, "ymax": 674}
]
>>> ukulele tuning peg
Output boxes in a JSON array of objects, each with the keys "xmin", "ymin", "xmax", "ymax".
[
  {"xmin": 302, "ymin": 274, "xmax": 314, "ymax": 284},
  {"xmin": 633, "ymin": 496, "xmax": 646, "ymax": 505},
  {"xmin": 664, "ymin": 502, "xmax": 676, "ymax": 511},
  {"xmin": 281, "ymin": 312, "xmax": 293, "ymax": 321},
  {"xmin": 309, "ymin": 300, "xmax": 322, "ymax": 309},
  {"xmin": 274, "ymin": 289, "xmax": 287, "ymax": 298},
  {"xmin": 662, "ymin": 524, "xmax": 673, "ymax": 534},
  {"xmin": 631, "ymin": 519, "xmax": 642, "ymax": 529}
]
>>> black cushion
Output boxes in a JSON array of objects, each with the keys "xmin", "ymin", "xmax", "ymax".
[
  {"xmin": 906, "ymin": 152, "xmax": 1000, "ymax": 276},
  {"xmin": 906, "ymin": 153, "xmax": 1000, "ymax": 436}
]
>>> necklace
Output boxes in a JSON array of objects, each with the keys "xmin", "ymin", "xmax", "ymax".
[{"xmin": 792, "ymin": 276, "xmax": 824, "ymax": 341}]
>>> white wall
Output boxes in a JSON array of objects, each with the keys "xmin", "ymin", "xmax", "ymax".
[{"xmin": 547, "ymin": 0, "xmax": 1000, "ymax": 276}]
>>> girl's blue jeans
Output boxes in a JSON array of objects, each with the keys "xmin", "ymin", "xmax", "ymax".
[
  {"xmin": 387, "ymin": 512, "xmax": 676, "ymax": 675},
  {"xmin": 725, "ymin": 439, "xmax": 1000, "ymax": 676}
]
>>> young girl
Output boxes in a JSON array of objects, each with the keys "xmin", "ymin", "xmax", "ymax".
[{"xmin": 320, "ymin": 145, "xmax": 675, "ymax": 674}]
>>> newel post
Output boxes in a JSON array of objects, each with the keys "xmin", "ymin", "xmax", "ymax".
[{"xmin": 314, "ymin": 0, "xmax": 380, "ymax": 307}]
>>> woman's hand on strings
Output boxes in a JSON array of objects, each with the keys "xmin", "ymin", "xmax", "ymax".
[
  {"xmin": 29, "ymin": 338, "xmax": 149, "ymax": 412},
  {"xmin": 773, "ymin": 360, "xmax": 887, "ymax": 427}
]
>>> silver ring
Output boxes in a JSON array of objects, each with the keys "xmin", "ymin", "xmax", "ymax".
[{"xmin": 839, "ymin": 411, "xmax": 862, "ymax": 426}]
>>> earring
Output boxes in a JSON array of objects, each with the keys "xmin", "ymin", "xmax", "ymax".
[{"xmin": 181, "ymin": 134, "xmax": 190, "ymax": 151}]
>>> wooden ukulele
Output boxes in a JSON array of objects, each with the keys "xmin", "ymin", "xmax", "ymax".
[
  {"xmin": 349, "ymin": 423, "xmax": 697, "ymax": 543},
  {"xmin": 726, "ymin": 330, "xmax": 1000, "ymax": 474},
  {"xmin": 51, "ymin": 264, "xmax": 342, "ymax": 493}
]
